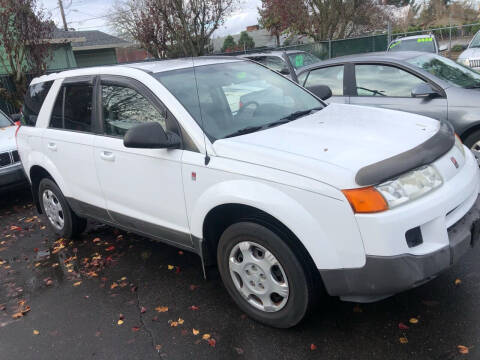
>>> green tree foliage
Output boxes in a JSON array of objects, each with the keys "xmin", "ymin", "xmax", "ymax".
[
  {"xmin": 237, "ymin": 31, "xmax": 255, "ymax": 50},
  {"xmin": 221, "ymin": 35, "xmax": 237, "ymax": 52}
]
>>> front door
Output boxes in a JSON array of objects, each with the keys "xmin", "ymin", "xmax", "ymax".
[
  {"xmin": 93, "ymin": 76, "xmax": 192, "ymax": 248},
  {"xmin": 348, "ymin": 63, "xmax": 448, "ymax": 121}
]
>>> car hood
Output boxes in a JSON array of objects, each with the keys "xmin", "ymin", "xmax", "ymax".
[
  {"xmin": 213, "ymin": 103, "xmax": 441, "ymax": 189},
  {"xmin": 0, "ymin": 126, "xmax": 17, "ymax": 153},
  {"xmin": 458, "ymin": 48, "xmax": 480, "ymax": 59}
]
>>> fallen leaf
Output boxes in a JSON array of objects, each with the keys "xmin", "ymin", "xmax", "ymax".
[
  {"xmin": 169, "ymin": 321, "xmax": 178, "ymax": 327},
  {"xmin": 399, "ymin": 337, "xmax": 409, "ymax": 344},
  {"xmin": 202, "ymin": 333, "xmax": 211, "ymax": 340},
  {"xmin": 132, "ymin": 326, "xmax": 140, "ymax": 332},
  {"xmin": 189, "ymin": 284, "xmax": 199, "ymax": 291},
  {"xmin": 178, "ymin": 251, "xmax": 184, "ymax": 255},
  {"xmin": 140, "ymin": 306, "xmax": 147, "ymax": 314},
  {"xmin": 178, "ymin": 318, "xmax": 184, "ymax": 325},
  {"xmin": 0, "ymin": 304, "xmax": 5, "ymax": 311},
  {"xmin": 92, "ymin": 237, "xmax": 101, "ymax": 243},
  {"xmin": 458, "ymin": 345, "xmax": 469, "ymax": 354},
  {"xmin": 208, "ymin": 339, "xmax": 216, "ymax": 347},
  {"xmin": 409, "ymin": 318, "xmax": 419, "ymax": 324},
  {"xmin": 10, "ymin": 226, "xmax": 22, "ymax": 231},
  {"xmin": 192, "ymin": 328, "xmax": 200, "ymax": 335},
  {"xmin": 167, "ymin": 265, "xmax": 174, "ymax": 270},
  {"xmin": 73, "ymin": 281, "xmax": 82, "ymax": 287},
  {"xmin": 120, "ymin": 276, "xmax": 127, "ymax": 281},
  {"xmin": 175, "ymin": 266, "xmax": 181, "ymax": 274},
  {"xmin": 105, "ymin": 246, "xmax": 115, "ymax": 252},
  {"xmin": 117, "ymin": 319, "xmax": 124, "ymax": 325},
  {"xmin": 12, "ymin": 312, "xmax": 23, "ymax": 319},
  {"xmin": 398, "ymin": 322, "xmax": 409, "ymax": 330},
  {"xmin": 234, "ymin": 347, "xmax": 244, "ymax": 355},
  {"xmin": 155, "ymin": 306, "xmax": 168, "ymax": 313},
  {"xmin": 110, "ymin": 282, "xmax": 118, "ymax": 289},
  {"xmin": 189, "ymin": 305, "xmax": 199, "ymax": 311},
  {"xmin": 155, "ymin": 345, "xmax": 162, "ymax": 351},
  {"xmin": 310, "ymin": 343, "xmax": 317, "ymax": 351},
  {"xmin": 33, "ymin": 330, "xmax": 39, "ymax": 335},
  {"xmin": 455, "ymin": 279, "xmax": 462, "ymax": 286}
]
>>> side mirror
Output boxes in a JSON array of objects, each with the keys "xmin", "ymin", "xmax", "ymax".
[
  {"xmin": 439, "ymin": 44, "xmax": 448, "ymax": 52},
  {"xmin": 124, "ymin": 122, "xmax": 181, "ymax": 149},
  {"xmin": 307, "ymin": 85, "xmax": 332, "ymax": 100},
  {"xmin": 411, "ymin": 83, "xmax": 441, "ymax": 99},
  {"xmin": 279, "ymin": 67, "xmax": 291, "ymax": 75}
]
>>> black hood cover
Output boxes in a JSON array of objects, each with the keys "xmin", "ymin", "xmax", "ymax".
[{"xmin": 356, "ymin": 121, "xmax": 455, "ymax": 186}]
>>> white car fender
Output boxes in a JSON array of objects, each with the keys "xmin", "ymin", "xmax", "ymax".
[{"xmin": 188, "ymin": 178, "xmax": 366, "ymax": 269}]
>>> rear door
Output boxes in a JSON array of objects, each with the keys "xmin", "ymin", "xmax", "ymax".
[
  {"xmin": 302, "ymin": 65, "xmax": 349, "ymax": 104},
  {"xmin": 42, "ymin": 76, "xmax": 107, "ymax": 219},
  {"xmin": 348, "ymin": 63, "xmax": 448, "ymax": 120}
]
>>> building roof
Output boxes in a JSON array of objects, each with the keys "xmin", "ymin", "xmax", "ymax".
[{"xmin": 53, "ymin": 30, "xmax": 132, "ymax": 51}]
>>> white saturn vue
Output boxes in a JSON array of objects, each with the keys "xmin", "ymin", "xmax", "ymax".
[{"xmin": 16, "ymin": 57, "xmax": 480, "ymax": 328}]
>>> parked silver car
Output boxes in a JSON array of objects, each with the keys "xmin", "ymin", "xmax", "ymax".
[
  {"xmin": 387, "ymin": 34, "xmax": 445, "ymax": 54},
  {"xmin": 296, "ymin": 51, "xmax": 480, "ymax": 153},
  {"xmin": 458, "ymin": 30, "xmax": 480, "ymax": 70},
  {"xmin": 0, "ymin": 110, "xmax": 25, "ymax": 190}
]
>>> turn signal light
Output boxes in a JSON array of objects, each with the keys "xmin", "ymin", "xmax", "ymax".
[{"xmin": 342, "ymin": 187, "xmax": 388, "ymax": 213}]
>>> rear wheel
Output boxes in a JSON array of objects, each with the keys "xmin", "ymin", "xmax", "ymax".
[
  {"xmin": 217, "ymin": 221, "xmax": 314, "ymax": 328},
  {"xmin": 38, "ymin": 178, "xmax": 86, "ymax": 238}
]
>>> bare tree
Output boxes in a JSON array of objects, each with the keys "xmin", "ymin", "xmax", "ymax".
[
  {"xmin": 109, "ymin": 0, "xmax": 237, "ymax": 58},
  {"xmin": 259, "ymin": 0, "xmax": 390, "ymax": 41},
  {"xmin": 0, "ymin": 0, "xmax": 54, "ymax": 109}
]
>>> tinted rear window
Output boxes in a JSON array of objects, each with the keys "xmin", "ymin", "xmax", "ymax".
[{"xmin": 23, "ymin": 81, "xmax": 53, "ymax": 126}]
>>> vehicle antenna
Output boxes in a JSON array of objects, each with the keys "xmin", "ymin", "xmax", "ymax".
[{"xmin": 191, "ymin": 57, "xmax": 210, "ymax": 166}]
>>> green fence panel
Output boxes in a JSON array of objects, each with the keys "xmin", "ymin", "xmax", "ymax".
[{"xmin": 331, "ymin": 34, "xmax": 388, "ymax": 58}]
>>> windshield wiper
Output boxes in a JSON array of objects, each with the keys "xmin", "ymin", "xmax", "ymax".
[
  {"xmin": 270, "ymin": 107, "xmax": 323, "ymax": 127},
  {"xmin": 224, "ymin": 125, "xmax": 264, "ymax": 138}
]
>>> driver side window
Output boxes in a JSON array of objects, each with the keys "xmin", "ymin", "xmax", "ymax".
[
  {"xmin": 101, "ymin": 84, "xmax": 167, "ymax": 137},
  {"xmin": 355, "ymin": 64, "xmax": 425, "ymax": 97}
]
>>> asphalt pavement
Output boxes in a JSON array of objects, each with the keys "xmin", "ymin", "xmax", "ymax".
[{"xmin": 0, "ymin": 187, "xmax": 479, "ymax": 360}]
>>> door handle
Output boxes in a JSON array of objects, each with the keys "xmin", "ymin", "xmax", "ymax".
[
  {"xmin": 47, "ymin": 142, "xmax": 57, "ymax": 151},
  {"xmin": 100, "ymin": 151, "xmax": 115, "ymax": 162}
]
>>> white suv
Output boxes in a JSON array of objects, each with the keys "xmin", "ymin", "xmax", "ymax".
[{"xmin": 17, "ymin": 57, "xmax": 480, "ymax": 328}]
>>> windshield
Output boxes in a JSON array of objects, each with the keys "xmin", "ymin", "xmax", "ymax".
[
  {"xmin": 288, "ymin": 52, "xmax": 321, "ymax": 69},
  {"xmin": 155, "ymin": 61, "xmax": 324, "ymax": 141},
  {"xmin": 407, "ymin": 53, "xmax": 480, "ymax": 88},
  {"xmin": 0, "ymin": 111, "xmax": 12, "ymax": 128},
  {"xmin": 388, "ymin": 38, "xmax": 436, "ymax": 53},
  {"xmin": 470, "ymin": 32, "xmax": 480, "ymax": 48}
]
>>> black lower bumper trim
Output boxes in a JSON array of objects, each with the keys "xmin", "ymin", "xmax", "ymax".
[{"xmin": 320, "ymin": 195, "xmax": 480, "ymax": 300}]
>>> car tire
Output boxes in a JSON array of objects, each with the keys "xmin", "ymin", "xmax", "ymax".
[
  {"xmin": 463, "ymin": 130, "xmax": 480, "ymax": 154},
  {"xmin": 38, "ymin": 178, "xmax": 86, "ymax": 238},
  {"xmin": 217, "ymin": 221, "xmax": 315, "ymax": 328}
]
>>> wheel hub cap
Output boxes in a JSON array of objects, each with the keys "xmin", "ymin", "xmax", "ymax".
[
  {"xmin": 42, "ymin": 189, "xmax": 64, "ymax": 230},
  {"xmin": 229, "ymin": 241, "xmax": 289, "ymax": 313}
]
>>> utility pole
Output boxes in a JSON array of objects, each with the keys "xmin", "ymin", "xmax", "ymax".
[{"xmin": 58, "ymin": 0, "xmax": 68, "ymax": 31}]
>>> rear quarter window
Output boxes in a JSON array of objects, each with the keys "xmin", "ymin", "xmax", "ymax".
[{"xmin": 23, "ymin": 81, "xmax": 54, "ymax": 126}]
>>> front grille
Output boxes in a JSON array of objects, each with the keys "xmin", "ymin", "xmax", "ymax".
[
  {"xmin": 11, "ymin": 150, "xmax": 20, "ymax": 163},
  {"xmin": 0, "ymin": 152, "xmax": 11, "ymax": 167},
  {"xmin": 470, "ymin": 59, "xmax": 480, "ymax": 68}
]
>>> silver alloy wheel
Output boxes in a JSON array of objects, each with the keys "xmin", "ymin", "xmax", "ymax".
[
  {"xmin": 42, "ymin": 189, "xmax": 64, "ymax": 230},
  {"xmin": 228, "ymin": 241, "xmax": 289, "ymax": 312},
  {"xmin": 470, "ymin": 141, "xmax": 480, "ymax": 165}
]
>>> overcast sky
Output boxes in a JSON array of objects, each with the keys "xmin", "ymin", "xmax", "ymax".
[{"xmin": 40, "ymin": 0, "xmax": 262, "ymax": 38}]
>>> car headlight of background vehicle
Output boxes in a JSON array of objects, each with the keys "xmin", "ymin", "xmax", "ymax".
[{"xmin": 375, "ymin": 166, "xmax": 443, "ymax": 209}]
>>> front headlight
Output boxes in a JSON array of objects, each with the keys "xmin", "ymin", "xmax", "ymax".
[
  {"xmin": 459, "ymin": 58, "xmax": 470, "ymax": 67},
  {"xmin": 375, "ymin": 165, "xmax": 443, "ymax": 209}
]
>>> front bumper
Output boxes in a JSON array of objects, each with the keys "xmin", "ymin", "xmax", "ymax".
[
  {"xmin": 0, "ymin": 163, "xmax": 27, "ymax": 189},
  {"xmin": 320, "ymin": 196, "xmax": 480, "ymax": 302}
]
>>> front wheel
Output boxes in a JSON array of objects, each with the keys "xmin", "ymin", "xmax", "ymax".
[
  {"xmin": 217, "ymin": 222, "xmax": 314, "ymax": 328},
  {"xmin": 38, "ymin": 178, "xmax": 86, "ymax": 238}
]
